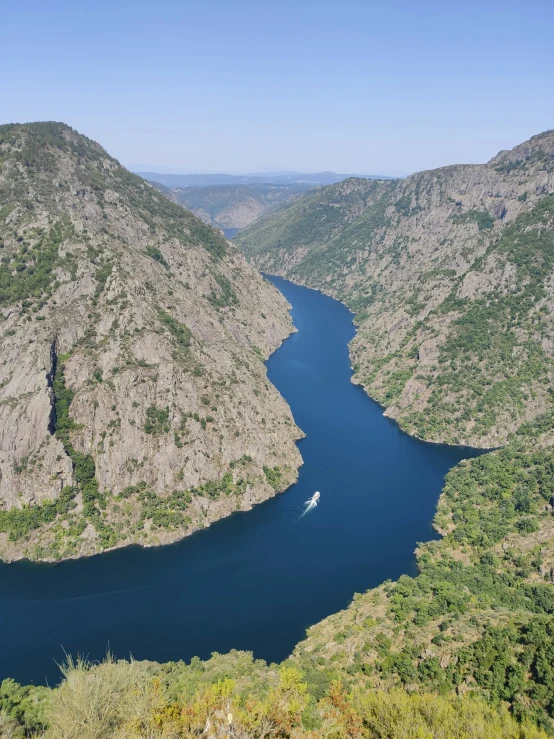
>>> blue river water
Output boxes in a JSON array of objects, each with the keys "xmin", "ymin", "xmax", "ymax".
[{"xmin": 0, "ymin": 276, "xmax": 481, "ymax": 686}]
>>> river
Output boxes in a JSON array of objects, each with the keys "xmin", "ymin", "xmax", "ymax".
[{"xmin": 0, "ymin": 276, "xmax": 481, "ymax": 686}]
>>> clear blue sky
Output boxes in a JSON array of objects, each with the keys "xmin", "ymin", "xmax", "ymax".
[{"xmin": 3, "ymin": 0, "xmax": 553, "ymax": 175}]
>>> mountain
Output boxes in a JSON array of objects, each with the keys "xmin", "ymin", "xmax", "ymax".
[
  {"xmin": 149, "ymin": 181, "xmax": 310, "ymax": 231},
  {"xmin": 237, "ymin": 131, "xmax": 554, "ymax": 448},
  {"xmin": 3, "ymin": 128, "xmax": 554, "ymax": 738},
  {"xmin": 136, "ymin": 171, "xmax": 396, "ymax": 188},
  {"xmin": 231, "ymin": 131, "xmax": 554, "ymax": 730},
  {"xmin": 0, "ymin": 122, "xmax": 302, "ymax": 562},
  {"xmin": 138, "ymin": 171, "xmax": 398, "ymax": 234}
]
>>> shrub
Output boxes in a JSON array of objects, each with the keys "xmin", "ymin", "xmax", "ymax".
[{"xmin": 143, "ymin": 406, "xmax": 170, "ymax": 435}]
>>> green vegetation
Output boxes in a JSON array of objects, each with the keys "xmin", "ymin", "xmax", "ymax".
[
  {"xmin": 293, "ymin": 193, "xmax": 394, "ymax": 286},
  {"xmin": 145, "ymin": 245, "xmax": 169, "ymax": 268},
  {"xmin": 0, "ymin": 486, "xmax": 76, "ymax": 543},
  {"xmin": 143, "ymin": 405, "xmax": 170, "ymax": 435},
  {"xmin": 0, "ymin": 221, "xmax": 72, "ymax": 306},
  {"xmin": 0, "ymin": 354, "xmax": 113, "ymax": 551},
  {"xmin": 52, "ymin": 357, "xmax": 104, "ymax": 521},
  {"xmin": 381, "ymin": 369, "xmax": 412, "ymax": 403},
  {"xmin": 499, "ymin": 194, "xmax": 554, "ymax": 289},
  {"xmin": 452, "ymin": 209, "xmax": 495, "ymax": 230},
  {"xmin": 394, "ymin": 194, "xmax": 422, "ymax": 217},
  {"xmin": 0, "ymin": 419, "xmax": 256, "ymax": 553},
  {"xmin": 156, "ymin": 307, "xmax": 192, "ymax": 350},
  {"xmin": 494, "ymin": 149, "xmax": 554, "ymax": 176},
  {"xmin": 236, "ymin": 178, "xmax": 396, "ymax": 267},
  {"xmin": 0, "ymin": 122, "xmax": 228, "ymax": 261},
  {"xmin": 349, "ymin": 195, "xmax": 554, "ymax": 443},
  {"xmin": 2, "ymin": 653, "xmax": 546, "ymax": 738},
  {"xmin": 0, "ymin": 354, "xmax": 102, "ymax": 543},
  {"xmin": 4, "ymin": 441, "xmax": 554, "ymax": 735},
  {"xmin": 92, "ymin": 260, "xmax": 113, "ymax": 301},
  {"xmin": 0, "ymin": 676, "xmax": 48, "ymax": 736},
  {"xmin": 405, "ymin": 196, "xmax": 554, "ymax": 439},
  {"xmin": 293, "ymin": 419, "xmax": 554, "ymax": 732},
  {"xmin": 495, "ymin": 159, "xmax": 525, "ymax": 174},
  {"xmin": 208, "ymin": 271, "xmax": 238, "ymax": 307},
  {"xmin": 263, "ymin": 465, "xmax": 284, "ymax": 490},
  {"xmin": 118, "ymin": 460, "xmax": 252, "ymax": 531}
]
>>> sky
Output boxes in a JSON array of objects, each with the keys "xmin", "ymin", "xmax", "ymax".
[{"xmin": 3, "ymin": 0, "xmax": 553, "ymax": 176}]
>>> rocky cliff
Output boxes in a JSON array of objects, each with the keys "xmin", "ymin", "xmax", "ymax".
[
  {"xmin": 0, "ymin": 122, "xmax": 302, "ymax": 561},
  {"xmin": 237, "ymin": 131, "xmax": 554, "ymax": 447}
]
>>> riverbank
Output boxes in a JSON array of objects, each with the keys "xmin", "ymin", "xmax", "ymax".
[{"xmin": 0, "ymin": 277, "xmax": 478, "ymax": 687}]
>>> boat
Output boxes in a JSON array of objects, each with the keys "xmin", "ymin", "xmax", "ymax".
[{"xmin": 311, "ymin": 491, "xmax": 320, "ymax": 503}]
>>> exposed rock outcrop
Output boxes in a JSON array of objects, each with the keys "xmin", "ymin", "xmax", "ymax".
[
  {"xmin": 237, "ymin": 131, "xmax": 554, "ymax": 446},
  {"xmin": 0, "ymin": 122, "xmax": 302, "ymax": 561}
]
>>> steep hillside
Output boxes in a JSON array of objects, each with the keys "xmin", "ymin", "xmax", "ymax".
[
  {"xmin": 0, "ymin": 122, "xmax": 302, "ymax": 562},
  {"xmin": 237, "ymin": 177, "xmax": 395, "ymax": 269},
  {"xmin": 150, "ymin": 181, "xmax": 309, "ymax": 230},
  {"xmin": 236, "ymin": 132, "xmax": 554, "ymax": 733},
  {"xmin": 292, "ymin": 417, "xmax": 554, "ymax": 732},
  {"xmin": 237, "ymin": 131, "xmax": 554, "ymax": 447}
]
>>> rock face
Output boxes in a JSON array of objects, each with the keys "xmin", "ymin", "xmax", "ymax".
[
  {"xmin": 237, "ymin": 131, "xmax": 554, "ymax": 447},
  {"xmin": 0, "ymin": 122, "xmax": 302, "ymax": 561},
  {"xmin": 150, "ymin": 182, "xmax": 310, "ymax": 231}
]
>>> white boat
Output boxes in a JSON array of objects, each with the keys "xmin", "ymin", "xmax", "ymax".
[{"xmin": 311, "ymin": 491, "xmax": 320, "ymax": 503}]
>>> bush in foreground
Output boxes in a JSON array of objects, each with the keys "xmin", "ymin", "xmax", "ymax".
[{"xmin": 2, "ymin": 653, "xmax": 547, "ymax": 738}]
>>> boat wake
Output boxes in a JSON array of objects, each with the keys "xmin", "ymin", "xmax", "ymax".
[{"xmin": 298, "ymin": 491, "xmax": 320, "ymax": 519}]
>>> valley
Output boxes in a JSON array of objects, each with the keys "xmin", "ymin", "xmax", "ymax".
[
  {"xmin": 4, "ymin": 2, "xmax": 553, "ymax": 736},
  {"xmin": 0, "ymin": 276, "xmax": 477, "ymax": 687},
  {"xmin": 2, "ymin": 126, "xmax": 554, "ymax": 738},
  {"xmin": 138, "ymin": 172, "xmax": 395, "ymax": 233},
  {"xmin": 148, "ymin": 180, "xmax": 311, "ymax": 231},
  {"xmin": 237, "ymin": 132, "xmax": 554, "ymax": 449}
]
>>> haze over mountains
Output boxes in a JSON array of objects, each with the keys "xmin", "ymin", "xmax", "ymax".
[
  {"xmin": 138, "ymin": 171, "xmax": 397, "ymax": 232},
  {"xmin": 136, "ymin": 171, "xmax": 396, "ymax": 188},
  {"xmin": 150, "ymin": 181, "xmax": 311, "ymax": 232}
]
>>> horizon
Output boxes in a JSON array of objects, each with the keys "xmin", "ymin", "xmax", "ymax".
[
  {"xmin": 3, "ymin": 0, "xmax": 554, "ymax": 176},
  {"xmin": 130, "ymin": 165, "xmax": 405, "ymax": 177}
]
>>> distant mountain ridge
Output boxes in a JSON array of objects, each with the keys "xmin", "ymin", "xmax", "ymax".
[
  {"xmin": 140, "ymin": 171, "xmax": 397, "ymax": 234},
  {"xmin": 137, "ymin": 170, "xmax": 396, "ymax": 188},
  {"xmin": 150, "ymin": 180, "xmax": 311, "ymax": 231}
]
